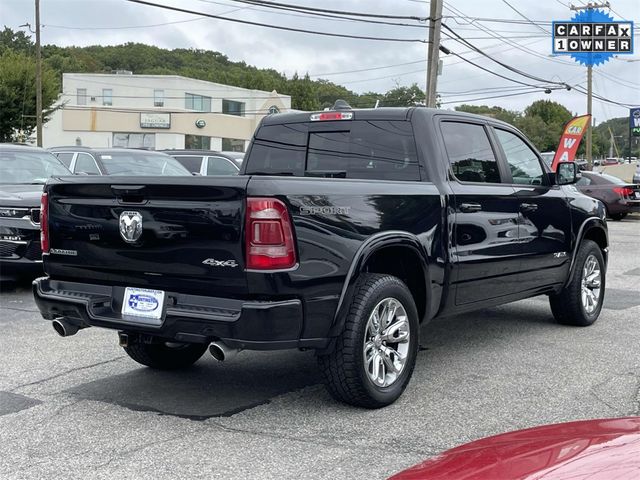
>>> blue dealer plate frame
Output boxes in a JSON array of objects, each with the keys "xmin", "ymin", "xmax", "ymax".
[{"xmin": 122, "ymin": 287, "xmax": 166, "ymax": 320}]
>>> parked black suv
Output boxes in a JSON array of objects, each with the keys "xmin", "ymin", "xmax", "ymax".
[{"xmin": 33, "ymin": 107, "xmax": 608, "ymax": 407}]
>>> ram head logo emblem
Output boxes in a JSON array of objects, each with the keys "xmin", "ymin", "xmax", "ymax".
[{"xmin": 119, "ymin": 211, "xmax": 143, "ymax": 243}]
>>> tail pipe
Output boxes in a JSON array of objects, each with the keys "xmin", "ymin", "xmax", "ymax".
[
  {"xmin": 209, "ymin": 341, "xmax": 240, "ymax": 362},
  {"xmin": 52, "ymin": 319, "xmax": 82, "ymax": 337}
]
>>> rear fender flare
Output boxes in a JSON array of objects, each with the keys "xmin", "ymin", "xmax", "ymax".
[{"xmin": 328, "ymin": 231, "xmax": 431, "ymax": 338}]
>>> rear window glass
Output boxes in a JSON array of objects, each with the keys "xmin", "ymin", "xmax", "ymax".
[{"xmin": 246, "ymin": 120, "xmax": 420, "ymax": 181}]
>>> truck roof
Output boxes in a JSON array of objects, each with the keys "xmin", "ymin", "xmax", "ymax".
[{"xmin": 261, "ymin": 107, "xmax": 517, "ymax": 130}]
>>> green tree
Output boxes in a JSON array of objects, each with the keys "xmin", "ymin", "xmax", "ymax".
[
  {"xmin": 382, "ymin": 83, "xmax": 425, "ymax": 107},
  {"xmin": 0, "ymin": 50, "xmax": 60, "ymax": 142},
  {"xmin": 0, "ymin": 27, "xmax": 33, "ymax": 54},
  {"xmin": 455, "ymin": 104, "xmax": 519, "ymax": 124}
]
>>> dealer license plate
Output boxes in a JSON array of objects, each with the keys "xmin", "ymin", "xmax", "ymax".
[{"xmin": 122, "ymin": 287, "xmax": 165, "ymax": 319}]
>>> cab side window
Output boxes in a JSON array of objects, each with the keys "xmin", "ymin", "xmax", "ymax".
[
  {"xmin": 441, "ymin": 122, "xmax": 501, "ymax": 183},
  {"xmin": 54, "ymin": 152, "xmax": 74, "ymax": 168},
  {"xmin": 175, "ymin": 156, "xmax": 203, "ymax": 174},
  {"xmin": 74, "ymin": 153, "xmax": 100, "ymax": 175},
  {"xmin": 494, "ymin": 129, "xmax": 545, "ymax": 185},
  {"xmin": 207, "ymin": 157, "xmax": 239, "ymax": 175}
]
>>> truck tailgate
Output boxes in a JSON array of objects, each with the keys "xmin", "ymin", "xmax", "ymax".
[{"xmin": 45, "ymin": 176, "xmax": 249, "ymax": 297}]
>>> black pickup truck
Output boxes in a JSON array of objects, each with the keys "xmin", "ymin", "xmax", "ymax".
[{"xmin": 33, "ymin": 107, "xmax": 608, "ymax": 408}]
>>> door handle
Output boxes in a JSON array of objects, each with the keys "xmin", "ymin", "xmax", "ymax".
[
  {"xmin": 520, "ymin": 202, "xmax": 538, "ymax": 212},
  {"xmin": 459, "ymin": 202, "xmax": 482, "ymax": 213}
]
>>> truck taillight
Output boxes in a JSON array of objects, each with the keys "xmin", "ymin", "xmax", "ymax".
[
  {"xmin": 245, "ymin": 197, "xmax": 296, "ymax": 270},
  {"xmin": 40, "ymin": 192, "xmax": 49, "ymax": 253}
]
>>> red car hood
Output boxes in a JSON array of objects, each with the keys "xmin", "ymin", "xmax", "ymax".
[{"xmin": 390, "ymin": 417, "xmax": 640, "ymax": 480}]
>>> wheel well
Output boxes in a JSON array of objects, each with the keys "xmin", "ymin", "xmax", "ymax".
[
  {"xmin": 363, "ymin": 246, "xmax": 427, "ymax": 321},
  {"xmin": 583, "ymin": 226, "xmax": 607, "ymax": 252}
]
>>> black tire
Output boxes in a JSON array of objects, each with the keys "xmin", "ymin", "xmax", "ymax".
[
  {"xmin": 318, "ymin": 274, "xmax": 419, "ymax": 408},
  {"xmin": 549, "ymin": 239, "xmax": 605, "ymax": 326},
  {"xmin": 609, "ymin": 213, "xmax": 626, "ymax": 221},
  {"xmin": 123, "ymin": 340, "xmax": 208, "ymax": 370}
]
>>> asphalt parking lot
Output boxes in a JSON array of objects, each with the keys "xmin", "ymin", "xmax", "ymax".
[{"xmin": 1, "ymin": 217, "xmax": 639, "ymax": 480}]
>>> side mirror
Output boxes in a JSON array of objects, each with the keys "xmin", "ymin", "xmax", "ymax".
[{"xmin": 556, "ymin": 161, "xmax": 579, "ymax": 185}]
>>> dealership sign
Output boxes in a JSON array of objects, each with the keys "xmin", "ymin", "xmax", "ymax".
[
  {"xmin": 552, "ymin": 9, "xmax": 634, "ymax": 66},
  {"xmin": 140, "ymin": 113, "xmax": 171, "ymax": 129},
  {"xmin": 631, "ymin": 108, "xmax": 640, "ymax": 137}
]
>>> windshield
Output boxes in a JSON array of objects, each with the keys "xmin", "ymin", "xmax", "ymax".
[
  {"xmin": 0, "ymin": 150, "xmax": 70, "ymax": 184},
  {"xmin": 99, "ymin": 152, "xmax": 191, "ymax": 176}
]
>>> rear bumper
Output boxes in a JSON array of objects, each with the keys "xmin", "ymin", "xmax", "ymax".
[
  {"xmin": 610, "ymin": 199, "xmax": 640, "ymax": 215},
  {"xmin": 33, "ymin": 277, "xmax": 329, "ymax": 350}
]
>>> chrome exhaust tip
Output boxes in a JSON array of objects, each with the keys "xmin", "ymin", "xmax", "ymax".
[
  {"xmin": 209, "ymin": 341, "xmax": 240, "ymax": 362},
  {"xmin": 52, "ymin": 319, "xmax": 79, "ymax": 337}
]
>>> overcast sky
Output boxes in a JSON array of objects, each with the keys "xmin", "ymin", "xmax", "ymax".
[{"xmin": 2, "ymin": 0, "xmax": 638, "ymax": 123}]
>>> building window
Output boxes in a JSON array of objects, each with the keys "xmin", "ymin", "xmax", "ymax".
[
  {"xmin": 102, "ymin": 89, "xmax": 113, "ymax": 106},
  {"xmin": 112, "ymin": 133, "xmax": 156, "ymax": 149},
  {"xmin": 77, "ymin": 88, "xmax": 87, "ymax": 105},
  {"xmin": 185, "ymin": 93, "xmax": 211, "ymax": 112},
  {"xmin": 222, "ymin": 99, "xmax": 245, "ymax": 116},
  {"xmin": 154, "ymin": 89, "xmax": 164, "ymax": 107},
  {"xmin": 222, "ymin": 138, "xmax": 245, "ymax": 152},
  {"xmin": 268, "ymin": 105, "xmax": 280, "ymax": 114},
  {"xmin": 185, "ymin": 135, "xmax": 211, "ymax": 150}
]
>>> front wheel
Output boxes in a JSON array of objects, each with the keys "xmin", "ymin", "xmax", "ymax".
[
  {"xmin": 123, "ymin": 340, "xmax": 208, "ymax": 370},
  {"xmin": 318, "ymin": 274, "xmax": 419, "ymax": 408},
  {"xmin": 549, "ymin": 240, "xmax": 605, "ymax": 326},
  {"xmin": 609, "ymin": 213, "xmax": 626, "ymax": 221}
]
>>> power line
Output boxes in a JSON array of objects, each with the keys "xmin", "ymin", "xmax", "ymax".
[
  {"xmin": 500, "ymin": 0, "xmax": 550, "ymax": 34},
  {"xmin": 124, "ymin": 0, "xmax": 427, "ymax": 43},
  {"xmin": 195, "ymin": 0, "xmax": 429, "ymax": 28},
  {"xmin": 217, "ymin": 0, "xmax": 428, "ymax": 21},
  {"xmin": 44, "ymin": 18, "xmax": 207, "ymax": 30},
  {"xmin": 440, "ymin": 89, "xmax": 557, "ymax": 105},
  {"xmin": 443, "ymin": 3, "xmax": 639, "ymax": 92},
  {"xmin": 311, "ymin": 60, "xmax": 425, "ymax": 77},
  {"xmin": 440, "ymin": 24, "xmax": 570, "ymax": 88}
]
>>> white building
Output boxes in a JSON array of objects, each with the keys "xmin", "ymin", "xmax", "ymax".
[{"xmin": 43, "ymin": 72, "xmax": 292, "ymax": 151}]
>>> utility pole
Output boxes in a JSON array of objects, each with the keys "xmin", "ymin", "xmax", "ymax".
[
  {"xmin": 35, "ymin": 0, "xmax": 43, "ymax": 147},
  {"xmin": 569, "ymin": 2, "xmax": 610, "ymax": 168},
  {"xmin": 586, "ymin": 64, "xmax": 592, "ymax": 166},
  {"xmin": 426, "ymin": 0, "xmax": 443, "ymax": 108}
]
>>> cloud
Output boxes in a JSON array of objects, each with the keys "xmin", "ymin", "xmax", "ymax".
[{"xmin": 2, "ymin": 0, "xmax": 637, "ymax": 122}]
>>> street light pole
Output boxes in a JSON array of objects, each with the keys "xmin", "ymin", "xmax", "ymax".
[
  {"xmin": 586, "ymin": 65, "xmax": 592, "ymax": 166},
  {"xmin": 35, "ymin": 0, "xmax": 43, "ymax": 147}
]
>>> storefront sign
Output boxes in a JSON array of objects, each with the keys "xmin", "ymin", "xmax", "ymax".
[{"xmin": 140, "ymin": 113, "xmax": 171, "ymax": 129}]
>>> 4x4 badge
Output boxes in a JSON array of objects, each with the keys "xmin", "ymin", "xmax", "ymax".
[
  {"xmin": 202, "ymin": 259, "xmax": 238, "ymax": 268},
  {"xmin": 119, "ymin": 211, "xmax": 143, "ymax": 243}
]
